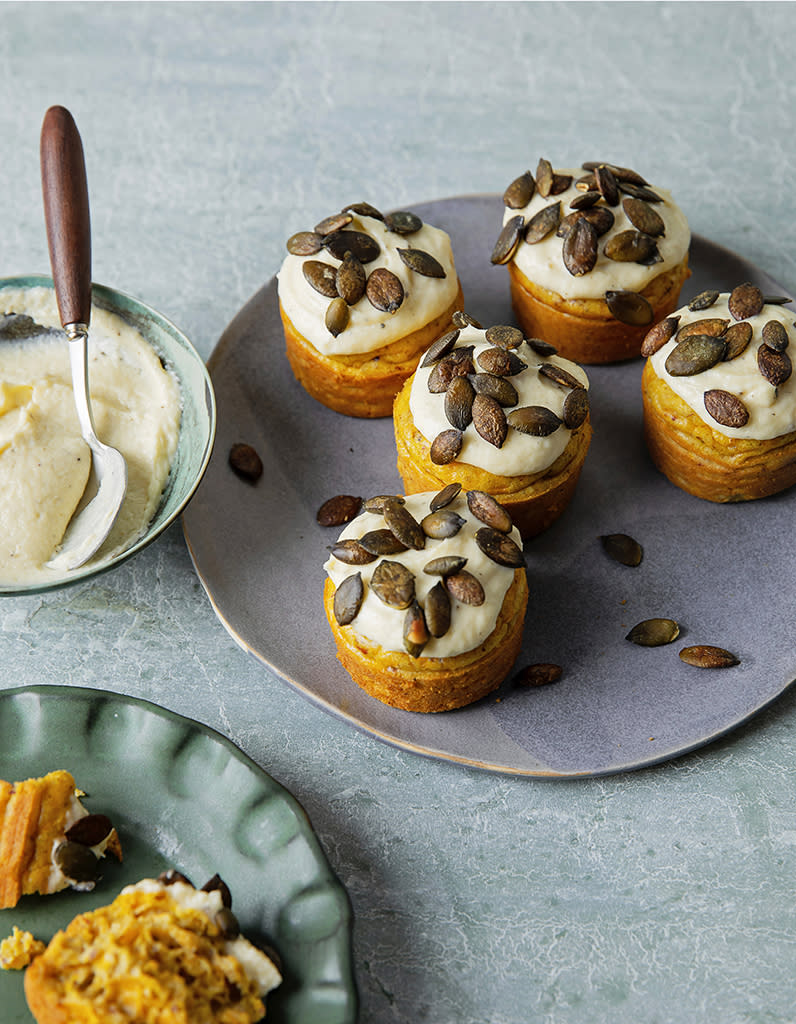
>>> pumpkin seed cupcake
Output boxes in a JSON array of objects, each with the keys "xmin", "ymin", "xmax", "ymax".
[
  {"xmin": 323, "ymin": 486, "xmax": 528, "ymax": 712},
  {"xmin": 24, "ymin": 872, "xmax": 281, "ymax": 1024},
  {"xmin": 277, "ymin": 202, "xmax": 464, "ymax": 417},
  {"xmin": 0, "ymin": 770, "xmax": 121, "ymax": 909},
  {"xmin": 641, "ymin": 283, "xmax": 796, "ymax": 501},
  {"xmin": 492, "ymin": 160, "xmax": 691, "ymax": 364},
  {"xmin": 392, "ymin": 313, "xmax": 592, "ymax": 539}
]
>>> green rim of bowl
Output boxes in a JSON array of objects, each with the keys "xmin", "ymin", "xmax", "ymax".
[{"xmin": 0, "ymin": 275, "xmax": 216, "ymax": 595}]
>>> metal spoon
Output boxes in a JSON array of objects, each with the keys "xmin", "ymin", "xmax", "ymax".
[{"xmin": 40, "ymin": 105, "xmax": 127, "ymax": 571}]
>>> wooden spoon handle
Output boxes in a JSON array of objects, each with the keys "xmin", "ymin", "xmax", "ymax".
[{"xmin": 40, "ymin": 105, "xmax": 92, "ymax": 329}]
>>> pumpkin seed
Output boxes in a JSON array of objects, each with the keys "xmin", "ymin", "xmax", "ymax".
[
  {"xmin": 762, "ymin": 319, "xmax": 789, "ymax": 352},
  {"xmin": 362, "ymin": 494, "xmax": 405, "ymax": 514},
  {"xmin": 420, "ymin": 328, "xmax": 460, "ymax": 367},
  {"xmin": 575, "ymin": 172, "xmax": 597, "ymax": 191},
  {"xmin": 333, "ymin": 572, "xmax": 364, "ymax": 625},
  {"xmin": 595, "ymin": 164, "xmax": 619, "ymax": 205},
  {"xmin": 538, "ymin": 362, "xmax": 583, "ymax": 390},
  {"xmin": 317, "ymin": 494, "xmax": 362, "ymax": 526},
  {"xmin": 582, "ymin": 162, "xmax": 649, "ymax": 187},
  {"xmin": 202, "ymin": 874, "xmax": 232, "ymax": 908},
  {"xmin": 622, "ymin": 197, "xmax": 665, "ymax": 237},
  {"xmin": 424, "ymin": 555, "xmax": 467, "ymax": 576},
  {"xmin": 445, "ymin": 570, "xmax": 486, "ymax": 606},
  {"xmin": 397, "ymin": 247, "xmax": 446, "ymax": 278},
  {"xmin": 569, "ymin": 190, "xmax": 602, "ymax": 210},
  {"xmin": 600, "ymin": 533, "xmax": 643, "ymax": 567},
  {"xmin": 535, "ymin": 158, "xmax": 554, "ymax": 197},
  {"xmin": 503, "ymin": 170, "xmax": 536, "ymax": 209},
  {"xmin": 159, "ymin": 869, "xmax": 193, "ymax": 887},
  {"xmin": 228, "ymin": 443, "xmax": 263, "ymax": 483},
  {"xmin": 476, "ymin": 348, "xmax": 513, "ymax": 376},
  {"xmin": 676, "ymin": 318, "xmax": 729, "ymax": 341},
  {"xmin": 513, "ymin": 663, "xmax": 563, "ymax": 687},
  {"xmin": 383, "ymin": 497, "xmax": 425, "ymax": 550},
  {"xmin": 558, "ymin": 207, "xmax": 615, "ymax": 239},
  {"xmin": 528, "ymin": 337, "xmax": 558, "ymax": 356},
  {"xmin": 54, "ymin": 841, "xmax": 100, "ymax": 885},
  {"xmin": 688, "ymin": 289, "xmax": 719, "ymax": 311},
  {"xmin": 430, "ymin": 428, "xmax": 463, "ymax": 465},
  {"xmin": 452, "ymin": 310, "xmax": 483, "ymax": 329},
  {"xmin": 215, "ymin": 908, "xmax": 240, "ymax": 939},
  {"xmin": 421, "ymin": 509, "xmax": 466, "ymax": 539},
  {"xmin": 336, "ymin": 252, "xmax": 366, "ymax": 305},
  {"xmin": 485, "ymin": 324, "xmax": 524, "ymax": 350},
  {"xmin": 491, "ymin": 215, "xmax": 525, "ymax": 264},
  {"xmin": 403, "ymin": 600, "xmax": 430, "ymax": 656},
  {"xmin": 604, "ymin": 229, "xmax": 661, "ymax": 264},
  {"xmin": 469, "ymin": 372, "xmax": 519, "ymax": 407},
  {"xmin": 665, "ymin": 334, "xmax": 727, "ymax": 376},
  {"xmin": 303, "ymin": 260, "xmax": 339, "ymax": 297},
  {"xmin": 427, "ymin": 349, "xmax": 475, "ymax": 393},
  {"xmin": 562, "ymin": 387, "xmax": 589, "ymax": 429},
  {"xmin": 758, "ymin": 344, "xmax": 792, "ymax": 386},
  {"xmin": 679, "ymin": 645, "xmax": 739, "ymax": 668},
  {"xmin": 728, "ymin": 282, "xmax": 764, "ymax": 321},
  {"xmin": 445, "ymin": 375, "xmax": 475, "ymax": 430},
  {"xmin": 424, "ymin": 581, "xmax": 451, "ymax": 638},
  {"xmin": 315, "ymin": 212, "xmax": 353, "ymax": 235},
  {"xmin": 523, "ymin": 201, "xmax": 561, "ymax": 244},
  {"xmin": 358, "ymin": 529, "xmax": 409, "ymax": 556},
  {"xmin": 385, "ymin": 210, "xmax": 423, "ymax": 235},
  {"xmin": 626, "ymin": 618, "xmax": 680, "ymax": 647},
  {"xmin": 466, "ymin": 490, "xmax": 513, "ymax": 533},
  {"xmin": 703, "ymin": 388, "xmax": 749, "ymax": 428},
  {"xmin": 366, "ymin": 267, "xmax": 404, "ymax": 313},
  {"xmin": 550, "ymin": 172, "xmax": 573, "ymax": 195},
  {"xmin": 342, "ymin": 201, "xmax": 384, "ymax": 221},
  {"xmin": 328, "ymin": 539, "xmax": 376, "ymax": 565},
  {"xmin": 371, "ymin": 560, "xmax": 415, "ymax": 609},
  {"xmin": 287, "ymin": 230, "xmax": 323, "ymax": 256},
  {"xmin": 605, "ymin": 290, "xmax": 654, "ymax": 325},
  {"xmin": 475, "ymin": 527, "xmax": 525, "ymax": 568},
  {"xmin": 617, "ymin": 181, "xmax": 663, "ymax": 203},
  {"xmin": 325, "ymin": 297, "xmax": 349, "ymax": 336},
  {"xmin": 507, "ymin": 405, "xmax": 562, "ymax": 436},
  {"xmin": 723, "ymin": 321, "xmax": 753, "ymax": 361},
  {"xmin": 640, "ymin": 316, "xmax": 680, "ymax": 358},
  {"xmin": 323, "ymin": 230, "xmax": 381, "ymax": 263},
  {"xmin": 472, "ymin": 393, "xmax": 508, "ymax": 448},
  {"xmin": 65, "ymin": 813, "xmax": 113, "ymax": 847},
  {"xmin": 763, "ymin": 294, "xmax": 792, "ymax": 305},
  {"xmin": 430, "ymin": 482, "xmax": 462, "ymax": 511},
  {"xmin": 562, "ymin": 216, "xmax": 598, "ymax": 276}
]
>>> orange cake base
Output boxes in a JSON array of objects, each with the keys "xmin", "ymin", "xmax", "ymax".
[
  {"xmin": 279, "ymin": 282, "xmax": 464, "ymax": 418},
  {"xmin": 642, "ymin": 359, "xmax": 796, "ymax": 502},
  {"xmin": 508, "ymin": 258, "xmax": 690, "ymax": 365}
]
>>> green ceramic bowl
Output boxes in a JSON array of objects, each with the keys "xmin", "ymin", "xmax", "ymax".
[{"xmin": 0, "ymin": 275, "xmax": 216, "ymax": 594}]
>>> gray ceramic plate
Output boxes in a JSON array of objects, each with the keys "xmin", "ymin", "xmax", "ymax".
[
  {"xmin": 183, "ymin": 193, "xmax": 796, "ymax": 777},
  {"xmin": 0, "ymin": 685, "xmax": 357, "ymax": 1023}
]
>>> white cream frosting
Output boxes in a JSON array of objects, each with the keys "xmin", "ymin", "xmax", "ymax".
[
  {"xmin": 503, "ymin": 166, "xmax": 690, "ymax": 299},
  {"xmin": 408, "ymin": 325, "xmax": 589, "ymax": 476},
  {"xmin": 324, "ymin": 490, "xmax": 522, "ymax": 658},
  {"xmin": 124, "ymin": 879, "xmax": 282, "ymax": 996},
  {"xmin": 649, "ymin": 294, "xmax": 796, "ymax": 440},
  {"xmin": 277, "ymin": 212, "xmax": 459, "ymax": 355},
  {"xmin": 0, "ymin": 287, "xmax": 182, "ymax": 584}
]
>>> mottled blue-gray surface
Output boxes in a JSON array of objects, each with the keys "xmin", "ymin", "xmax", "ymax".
[{"xmin": 1, "ymin": 3, "xmax": 796, "ymax": 1022}]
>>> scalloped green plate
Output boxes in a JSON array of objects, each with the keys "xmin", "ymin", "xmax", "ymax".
[{"xmin": 0, "ymin": 685, "xmax": 357, "ymax": 1023}]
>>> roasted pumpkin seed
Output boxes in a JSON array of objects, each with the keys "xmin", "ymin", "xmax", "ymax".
[
  {"xmin": 420, "ymin": 328, "xmax": 460, "ymax": 367},
  {"xmin": 757, "ymin": 344, "xmax": 792, "ymax": 386},
  {"xmin": 559, "ymin": 207, "xmax": 615, "ymax": 239},
  {"xmin": 328, "ymin": 539, "xmax": 376, "ymax": 565},
  {"xmin": 323, "ymin": 230, "xmax": 381, "ymax": 263},
  {"xmin": 358, "ymin": 529, "xmax": 409, "ymax": 556},
  {"xmin": 336, "ymin": 252, "xmax": 366, "ymax": 305},
  {"xmin": 582, "ymin": 162, "xmax": 649, "ymax": 187},
  {"xmin": 472, "ymin": 393, "xmax": 508, "ymax": 448},
  {"xmin": 317, "ymin": 494, "xmax": 362, "ymax": 526},
  {"xmin": 325, "ymin": 296, "xmax": 349, "ymax": 337},
  {"xmin": 604, "ymin": 229, "xmax": 660, "ymax": 264},
  {"xmin": 427, "ymin": 349, "xmax": 474, "ymax": 393},
  {"xmin": 600, "ymin": 533, "xmax": 643, "ymax": 567},
  {"xmin": 424, "ymin": 555, "xmax": 467, "ymax": 576},
  {"xmin": 513, "ymin": 663, "xmax": 563, "ymax": 688},
  {"xmin": 562, "ymin": 216, "xmax": 598, "ymax": 276},
  {"xmin": 626, "ymin": 618, "xmax": 680, "ymax": 647},
  {"xmin": 595, "ymin": 164, "xmax": 619, "ymax": 205},
  {"xmin": 398, "ymin": 247, "xmax": 446, "ymax": 278},
  {"xmin": 430, "ymin": 428, "xmax": 463, "ymax": 465},
  {"xmin": 466, "ymin": 490, "xmax": 513, "ymax": 533},
  {"xmin": 202, "ymin": 874, "xmax": 232, "ymax": 908},
  {"xmin": 485, "ymin": 324, "xmax": 524, "ymax": 350},
  {"xmin": 469, "ymin": 372, "xmax": 519, "ymax": 407},
  {"xmin": 430, "ymin": 482, "xmax": 462, "ymax": 511},
  {"xmin": 477, "ymin": 347, "xmax": 514, "ymax": 376},
  {"xmin": 421, "ymin": 509, "xmax": 466, "ymax": 539},
  {"xmin": 562, "ymin": 387, "xmax": 589, "ymax": 429},
  {"xmin": 617, "ymin": 181, "xmax": 663, "ymax": 203},
  {"xmin": 763, "ymin": 294, "xmax": 793, "ymax": 305},
  {"xmin": 424, "ymin": 581, "xmax": 451, "ymax": 637},
  {"xmin": 445, "ymin": 375, "xmax": 475, "ymax": 430},
  {"xmin": 445, "ymin": 570, "xmax": 486, "ymax": 606},
  {"xmin": 762, "ymin": 319, "xmax": 789, "ymax": 352},
  {"xmin": 362, "ymin": 494, "xmax": 404, "ymax": 514},
  {"xmin": 569, "ymin": 190, "xmax": 602, "ymax": 210},
  {"xmin": 54, "ymin": 841, "xmax": 100, "ymax": 885},
  {"xmin": 286, "ymin": 230, "xmax": 323, "ymax": 256},
  {"xmin": 383, "ymin": 498, "xmax": 425, "ymax": 550},
  {"xmin": 688, "ymin": 290, "xmax": 720, "ymax": 311},
  {"xmin": 65, "ymin": 813, "xmax": 113, "ymax": 847},
  {"xmin": 523, "ymin": 201, "xmax": 561, "ymax": 244},
  {"xmin": 452, "ymin": 310, "xmax": 483, "ymax": 329},
  {"xmin": 491, "ymin": 215, "xmax": 525, "ymax": 264},
  {"xmin": 722, "ymin": 321, "xmax": 753, "ymax": 361},
  {"xmin": 334, "ymin": 572, "xmax": 364, "ymax": 625},
  {"xmin": 676, "ymin": 318, "xmax": 729, "ymax": 341},
  {"xmin": 622, "ymin": 197, "xmax": 665, "ymax": 237},
  {"xmin": 475, "ymin": 527, "xmax": 525, "ymax": 568},
  {"xmin": 703, "ymin": 388, "xmax": 749, "ymax": 428},
  {"xmin": 303, "ymin": 260, "xmax": 339, "ymax": 297},
  {"xmin": 528, "ymin": 337, "xmax": 558, "ymax": 356},
  {"xmin": 665, "ymin": 334, "xmax": 727, "ymax": 376},
  {"xmin": 371, "ymin": 560, "xmax": 415, "ymax": 609},
  {"xmin": 385, "ymin": 210, "xmax": 423, "ymax": 235},
  {"xmin": 538, "ymin": 362, "xmax": 583, "ymax": 390},
  {"xmin": 366, "ymin": 267, "xmax": 404, "ymax": 313},
  {"xmin": 342, "ymin": 201, "xmax": 384, "ymax": 221},
  {"xmin": 550, "ymin": 172, "xmax": 573, "ymax": 195},
  {"xmin": 507, "ymin": 405, "xmax": 562, "ymax": 436},
  {"xmin": 216, "ymin": 908, "xmax": 240, "ymax": 939},
  {"xmin": 728, "ymin": 282, "xmax": 764, "ymax": 321},
  {"xmin": 605, "ymin": 289, "xmax": 653, "ymax": 325},
  {"xmin": 228, "ymin": 443, "xmax": 263, "ymax": 483},
  {"xmin": 679, "ymin": 645, "xmax": 739, "ymax": 668},
  {"xmin": 535, "ymin": 158, "xmax": 554, "ymax": 197},
  {"xmin": 503, "ymin": 170, "xmax": 536, "ymax": 209},
  {"xmin": 315, "ymin": 212, "xmax": 353, "ymax": 235},
  {"xmin": 640, "ymin": 316, "xmax": 680, "ymax": 358},
  {"xmin": 403, "ymin": 600, "xmax": 430, "ymax": 656}
]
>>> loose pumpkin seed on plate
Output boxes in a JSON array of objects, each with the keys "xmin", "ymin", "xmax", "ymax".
[
  {"xmin": 600, "ymin": 533, "xmax": 643, "ymax": 567},
  {"xmin": 679, "ymin": 645, "xmax": 739, "ymax": 668},
  {"xmin": 626, "ymin": 618, "xmax": 680, "ymax": 647},
  {"xmin": 316, "ymin": 494, "xmax": 362, "ymax": 526},
  {"xmin": 513, "ymin": 663, "xmax": 563, "ymax": 688}
]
